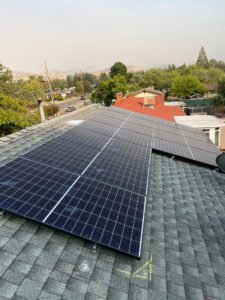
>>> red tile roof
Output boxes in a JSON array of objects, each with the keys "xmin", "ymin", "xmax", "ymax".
[{"xmin": 115, "ymin": 95, "xmax": 186, "ymax": 122}]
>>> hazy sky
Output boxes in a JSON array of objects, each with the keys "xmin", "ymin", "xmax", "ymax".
[{"xmin": 1, "ymin": 0, "xmax": 225, "ymax": 72}]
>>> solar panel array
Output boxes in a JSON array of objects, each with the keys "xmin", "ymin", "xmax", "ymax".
[
  {"xmin": 103, "ymin": 107, "xmax": 221, "ymax": 167},
  {"xmin": 0, "ymin": 108, "xmax": 152, "ymax": 258},
  {"xmin": 0, "ymin": 106, "xmax": 220, "ymax": 258}
]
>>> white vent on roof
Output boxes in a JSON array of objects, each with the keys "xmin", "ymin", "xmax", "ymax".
[{"xmin": 79, "ymin": 260, "xmax": 90, "ymax": 272}]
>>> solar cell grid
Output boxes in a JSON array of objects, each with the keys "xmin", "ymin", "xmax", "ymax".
[
  {"xmin": 44, "ymin": 176, "xmax": 145, "ymax": 257},
  {"xmin": 0, "ymin": 158, "xmax": 77, "ymax": 222},
  {"xmin": 23, "ymin": 135, "xmax": 102, "ymax": 174},
  {"xmin": 122, "ymin": 122, "xmax": 154, "ymax": 137},
  {"xmin": 154, "ymin": 118, "xmax": 178, "ymax": 128},
  {"xmin": 186, "ymin": 138, "xmax": 221, "ymax": 155},
  {"xmin": 191, "ymin": 148, "xmax": 217, "ymax": 167},
  {"xmin": 105, "ymin": 138, "xmax": 151, "ymax": 164},
  {"xmin": 90, "ymin": 115, "xmax": 124, "ymax": 127},
  {"xmin": 179, "ymin": 123, "xmax": 206, "ymax": 134},
  {"xmin": 127, "ymin": 116, "xmax": 154, "ymax": 128},
  {"xmin": 100, "ymin": 110, "xmax": 127, "ymax": 121},
  {"xmin": 153, "ymin": 138, "xmax": 194, "ymax": 160},
  {"xmin": 79, "ymin": 120, "xmax": 117, "ymax": 136},
  {"xmin": 115, "ymin": 128, "xmax": 153, "ymax": 148},
  {"xmin": 154, "ymin": 129, "xmax": 186, "ymax": 145},
  {"xmin": 109, "ymin": 106, "xmax": 131, "ymax": 116},
  {"xmin": 58, "ymin": 127, "xmax": 110, "ymax": 147},
  {"xmin": 182, "ymin": 130, "xmax": 211, "ymax": 142},
  {"xmin": 154, "ymin": 124, "xmax": 181, "ymax": 135},
  {"xmin": 83, "ymin": 150, "xmax": 150, "ymax": 195}
]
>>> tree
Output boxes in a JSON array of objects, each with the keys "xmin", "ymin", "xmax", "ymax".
[
  {"xmin": 92, "ymin": 75, "xmax": 128, "ymax": 106},
  {"xmin": 142, "ymin": 68, "xmax": 173, "ymax": 90},
  {"xmin": 192, "ymin": 67, "xmax": 224, "ymax": 84},
  {"xmin": 170, "ymin": 75, "xmax": 206, "ymax": 98},
  {"xmin": 0, "ymin": 94, "xmax": 38, "ymax": 136},
  {"xmin": 66, "ymin": 75, "xmax": 74, "ymax": 87},
  {"xmin": 99, "ymin": 73, "xmax": 108, "ymax": 82},
  {"xmin": 0, "ymin": 63, "xmax": 13, "ymax": 95},
  {"xmin": 17, "ymin": 78, "xmax": 45, "ymax": 103},
  {"xmin": 209, "ymin": 59, "xmax": 225, "ymax": 72},
  {"xmin": 83, "ymin": 80, "xmax": 92, "ymax": 93},
  {"xmin": 217, "ymin": 79, "xmax": 225, "ymax": 98},
  {"xmin": 196, "ymin": 47, "xmax": 209, "ymax": 68},
  {"xmin": 75, "ymin": 81, "xmax": 83, "ymax": 95},
  {"xmin": 110, "ymin": 62, "xmax": 127, "ymax": 78},
  {"xmin": 51, "ymin": 79, "xmax": 67, "ymax": 91}
]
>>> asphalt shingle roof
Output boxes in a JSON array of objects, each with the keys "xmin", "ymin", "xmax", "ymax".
[{"xmin": 0, "ymin": 104, "xmax": 225, "ymax": 299}]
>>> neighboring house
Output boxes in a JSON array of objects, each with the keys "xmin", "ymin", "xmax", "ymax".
[
  {"xmin": 115, "ymin": 88, "xmax": 186, "ymax": 122},
  {"xmin": 164, "ymin": 101, "xmax": 186, "ymax": 111},
  {"xmin": 0, "ymin": 104, "xmax": 225, "ymax": 299},
  {"xmin": 175, "ymin": 115, "xmax": 225, "ymax": 150},
  {"xmin": 204, "ymin": 83, "xmax": 218, "ymax": 98}
]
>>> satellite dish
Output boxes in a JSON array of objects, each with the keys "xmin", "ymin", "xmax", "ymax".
[{"xmin": 216, "ymin": 153, "xmax": 225, "ymax": 173}]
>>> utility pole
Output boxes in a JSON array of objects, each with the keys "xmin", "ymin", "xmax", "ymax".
[
  {"xmin": 44, "ymin": 59, "xmax": 54, "ymax": 105},
  {"xmin": 80, "ymin": 70, "xmax": 86, "ymax": 104}
]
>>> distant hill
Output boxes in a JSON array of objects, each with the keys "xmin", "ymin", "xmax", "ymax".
[
  {"xmin": 13, "ymin": 71, "xmax": 67, "ymax": 81},
  {"xmin": 13, "ymin": 65, "xmax": 144, "ymax": 80}
]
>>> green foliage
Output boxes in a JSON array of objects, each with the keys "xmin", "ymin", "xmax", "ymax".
[
  {"xmin": 51, "ymin": 78, "xmax": 67, "ymax": 91},
  {"xmin": 218, "ymin": 79, "xmax": 225, "ymax": 97},
  {"xmin": 0, "ymin": 94, "xmax": 38, "ymax": 136},
  {"xmin": 43, "ymin": 104, "xmax": 59, "ymax": 118},
  {"xmin": 83, "ymin": 80, "xmax": 92, "ymax": 93},
  {"xmin": 99, "ymin": 73, "xmax": 108, "ymax": 82},
  {"xmin": 142, "ymin": 68, "xmax": 175, "ymax": 90},
  {"xmin": 110, "ymin": 62, "xmax": 127, "ymax": 78},
  {"xmin": 92, "ymin": 75, "xmax": 128, "ymax": 106},
  {"xmin": 196, "ymin": 47, "xmax": 209, "ymax": 68},
  {"xmin": 66, "ymin": 75, "xmax": 74, "ymax": 87},
  {"xmin": 170, "ymin": 75, "xmax": 206, "ymax": 98},
  {"xmin": 191, "ymin": 67, "xmax": 224, "ymax": 84},
  {"xmin": 0, "ymin": 64, "xmax": 13, "ymax": 95},
  {"xmin": 75, "ymin": 81, "xmax": 84, "ymax": 95},
  {"xmin": 53, "ymin": 94, "xmax": 64, "ymax": 101},
  {"xmin": 16, "ymin": 78, "xmax": 46, "ymax": 103},
  {"xmin": 209, "ymin": 59, "xmax": 225, "ymax": 72},
  {"xmin": 66, "ymin": 72, "xmax": 97, "ymax": 89}
]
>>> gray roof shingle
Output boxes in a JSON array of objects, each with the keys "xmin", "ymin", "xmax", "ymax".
[{"xmin": 0, "ymin": 104, "xmax": 225, "ymax": 299}]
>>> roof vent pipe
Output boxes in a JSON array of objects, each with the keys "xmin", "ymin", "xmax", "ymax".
[{"xmin": 37, "ymin": 98, "xmax": 46, "ymax": 122}]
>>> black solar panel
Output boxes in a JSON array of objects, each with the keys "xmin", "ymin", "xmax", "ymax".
[
  {"xmin": 0, "ymin": 158, "xmax": 77, "ymax": 222},
  {"xmin": 110, "ymin": 107, "xmax": 220, "ymax": 166},
  {"xmin": 23, "ymin": 128, "xmax": 105, "ymax": 174},
  {"xmin": 44, "ymin": 177, "xmax": 145, "ymax": 257},
  {"xmin": 104, "ymin": 138, "xmax": 151, "ymax": 165},
  {"xmin": 153, "ymin": 138, "xmax": 194, "ymax": 160},
  {"xmin": 185, "ymin": 137, "xmax": 221, "ymax": 155},
  {"xmin": 115, "ymin": 129, "xmax": 153, "ymax": 148},
  {"xmin": 122, "ymin": 122, "xmax": 154, "ymax": 136},
  {"xmin": 0, "ymin": 108, "xmax": 152, "ymax": 258},
  {"xmin": 79, "ymin": 120, "xmax": 117, "ymax": 136},
  {"xmin": 83, "ymin": 146, "xmax": 151, "ymax": 195},
  {"xmin": 89, "ymin": 114, "xmax": 124, "ymax": 127}
]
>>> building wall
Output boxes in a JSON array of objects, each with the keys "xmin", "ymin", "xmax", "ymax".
[
  {"xmin": 220, "ymin": 125, "xmax": 225, "ymax": 150},
  {"xmin": 135, "ymin": 92, "xmax": 158, "ymax": 98}
]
